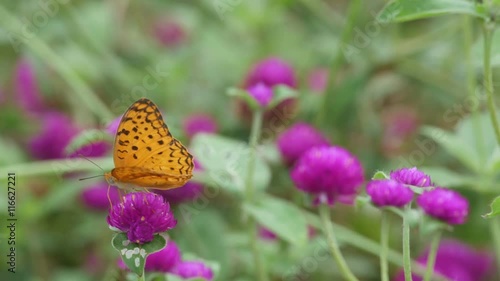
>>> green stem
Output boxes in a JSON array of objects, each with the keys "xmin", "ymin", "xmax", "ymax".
[
  {"xmin": 319, "ymin": 203, "xmax": 359, "ymax": 281},
  {"xmin": 489, "ymin": 218, "xmax": 500, "ymax": 279},
  {"xmin": 0, "ymin": 5, "xmax": 114, "ymax": 122},
  {"xmin": 245, "ymin": 110, "xmax": 267, "ymax": 281},
  {"xmin": 302, "ymin": 210, "xmax": 449, "ymax": 281},
  {"xmin": 423, "ymin": 231, "xmax": 442, "ymax": 281},
  {"xmin": 402, "ymin": 205, "xmax": 412, "ymax": 281},
  {"xmin": 482, "ymin": 21, "xmax": 500, "ymax": 145},
  {"xmin": 138, "ymin": 272, "xmax": 145, "ymax": 281},
  {"xmin": 0, "ymin": 157, "xmax": 113, "ymax": 180},
  {"xmin": 463, "ymin": 16, "xmax": 485, "ymax": 158},
  {"xmin": 380, "ymin": 211, "xmax": 390, "ymax": 281},
  {"xmin": 316, "ymin": 0, "xmax": 362, "ymax": 126}
]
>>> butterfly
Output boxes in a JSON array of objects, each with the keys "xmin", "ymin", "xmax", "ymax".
[{"xmin": 104, "ymin": 98, "xmax": 194, "ymax": 190}]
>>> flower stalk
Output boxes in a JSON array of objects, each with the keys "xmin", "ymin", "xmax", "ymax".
[
  {"xmin": 402, "ymin": 205, "xmax": 412, "ymax": 281},
  {"xmin": 380, "ymin": 211, "xmax": 390, "ymax": 281},
  {"xmin": 423, "ymin": 231, "xmax": 442, "ymax": 281},
  {"xmin": 245, "ymin": 109, "xmax": 267, "ymax": 281},
  {"xmin": 319, "ymin": 203, "xmax": 359, "ymax": 281}
]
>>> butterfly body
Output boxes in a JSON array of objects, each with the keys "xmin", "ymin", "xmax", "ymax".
[{"xmin": 106, "ymin": 98, "xmax": 193, "ymax": 190}]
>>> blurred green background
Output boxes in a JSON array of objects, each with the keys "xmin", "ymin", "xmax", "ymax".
[{"xmin": 0, "ymin": 0, "xmax": 499, "ymax": 280}]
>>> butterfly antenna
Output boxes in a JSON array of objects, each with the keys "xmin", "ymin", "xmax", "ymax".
[
  {"xmin": 78, "ymin": 153, "xmax": 105, "ymax": 172},
  {"xmin": 78, "ymin": 175, "xmax": 105, "ymax": 181}
]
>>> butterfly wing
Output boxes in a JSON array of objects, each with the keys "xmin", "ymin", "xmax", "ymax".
[{"xmin": 111, "ymin": 98, "xmax": 194, "ymax": 189}]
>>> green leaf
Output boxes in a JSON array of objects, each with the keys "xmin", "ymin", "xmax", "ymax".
[
  {"xmin": 483, "ymin": 196, "xmax": 500, "ymax": 218},
  {"xmin": 267, "ymin": 85, "xmax": 297, "ymax": 109},
  {"xmin": 174, "ymin": 210, "xmax": 228, "ymax": 279},
  {"xmin": 372, "ymin": 171, "xmax": 389, "ymax": 180},
  {"xmin": 227, "ymin": 87, "xmax": 259, "ymax": 111},
  {"xmin": 191, "ymin": 134, "xmax": 271, "ymax": 194},
  {"xmin": 486, "ymin": 146, "xmax": 500, "ymax": 174},
  {"xmin": 244, "ymin": 195, "xmax": 308, "ymax": 246},
  {"xmin": 378, "ymin": 0, "xmax": 487, "ymax": 23},
  {"xmin": 64, "ymin": 129, "xmax": 112, "ymax": 156},
  {"xmin": 420, "ymin": 166, "xmax": 473, "ymax": 187},
  {"xmin": 421, "ymin": 126, "xmax": 480, "ymax": 173},
  {"xmin": 111, "ymin": 233, "xmax": 167, "ymax": 276}
]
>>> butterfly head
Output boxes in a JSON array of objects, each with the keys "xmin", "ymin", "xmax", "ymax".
[{"xmin": 104, "ymin": 172, "xmax": 117, "ymax": 186}]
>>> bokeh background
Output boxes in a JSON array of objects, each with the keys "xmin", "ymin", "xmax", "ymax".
[{"xmin": 0, "ymin": 0, "xmax": 499, "ymax": 281}]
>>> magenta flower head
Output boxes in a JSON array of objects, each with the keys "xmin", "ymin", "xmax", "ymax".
[
  {"xmin": 366, "ymin": 179, "xmax": 413, "ymax": 208},
  {"xmin": 29, "ymin": 112, "xmax": 79, "ymax": 160},
  {"xmin": 244, "ymin": 57, "xmax": 296, "ymax": 88},
  {"xmin": 155, "ymin": 181, "xmax": 203, "ymax": 205},
  {"xmin": 417, "ymin": 187, "xmax": 469, "ymax": 225},
  {"xmin": 106, "ymin": 116, "xmax": 122, "ymax": 136},
  {"xmin": 247, "ymin": 83, "xmax": 273, "ymax": 108},
  {"xmin": 172, "ymin": 261, "xmax": 214, "ymax": 281},
  {"xmin": 81, "ymin": 182, "xmax": 120, "ymax": 210},
  {"xmin": 183, "ymin": 114, "xmax": 218, "ymax": 139},
  {"xmin": 291, "ymin": 146, "xmax": 364, "ymax": 205},
  {"xmin": 277, "ymin": 122, "xmax": 330, "ymax": 166},
  {"xmin": 259, "ymin": 226, "xmax": 278, "ymax": 241},
  {"xmin": 394, "ymin": 239, "xmax": 493, "ymax": 281},
  {"xmin": 107, "ymin": 192, "xmax": 177, "ymax": 244},
  {"xmin": 152, "ymin": 19, "xmax": 186, "ymax": 48},
  {"xmin": 156, "ymin": 160, "xmax": 204, "ymax": 204},
  {"xmin": 308, "ymin": 68, "xmax": 329, "ymax": 93},
  {"xmin": 390, "ymin": 167, "xmax": 432, "ymax": 187},
  {"xmin": 14, "ymin": 58, "xmax": 45, "ymax": 114},
  {"xmin": 118, "ymin": 240, "xmax": 182, "ymax": 272},
  {"xmin": 68, "ymin": 141, "xmax": 111, "ymax": 158}
]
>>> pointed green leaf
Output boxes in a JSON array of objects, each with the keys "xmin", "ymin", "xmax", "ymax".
[
  {"xmin": 244, "ymin": 195, "xmax": 307, "ymax": 246},
  {"xmin": 378, "ymin": 0, "xmax": 487, "ymax": 23},
  {"xmin": 111, "ymin": 233, "xmax": 166, "ymax": 276},
  {"xmin": 227, "ymin": 87, "xmax": 259, "ymax": 111},
  {"xmin": 421, "ymin": 126, "xmax": 480, "ymax": 173},
  {"xmin": 191, "ymin": 134, "xmax": 271, "ymax": 194},
  {"xmin": 486, "ymin": 146, "xmax": 500, "ymax": 174},
  {"xmin": 267, "ymin": 85, "xmax": 297, "ymax": 109},
  {"xmin": 483, "ymin": 196, "xmax": 500, "ymax": 218},
  {"xmin": 420, "ymin": 166, "xmax": 474, "ymax": 187},
  {"xmin": 372, "ymin": 171, "xmax": 389, "ymax": 180}
]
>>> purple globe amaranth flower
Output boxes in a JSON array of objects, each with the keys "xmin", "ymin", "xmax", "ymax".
[
  {"xmin": 259, "ymin": 226, "xmax": 278, "ymax": 241},
  {"xmin": 118, "ymin": 240, "xmax": 182, "ymax": 273},
  {"xmin": 155, "ymin": 181, "xmax": 204, "ymax": 205},
  {"xmin": 244, "ymin": 57, "xmax": 297, "ymax": 88},
  {"xmin": 417, "ymin": 187, "xmax": 469, "ymax": 225},
  {"xmin": 29, "ymin": 112, "xmax": 79, "ymax": 160},
  {"xmin": 247, "ymin": 83, "xmax": 273, "ymax": 108},
  {"xmin": 183, "ymin": 114, "xmax": 218, "ymax": 139},
  {"xmin": 145, "ymin": 240, "xmax": 182, "ymax": 272},
  {"xmin": 156, "ymin": 161, "xmax": 204, "ymax": 204},
  {"xmin": 106, "ymin": 116, "xmax": 122, "ymax": 136},
  {"xmin": 81, "ymin": 182, "xmax": 120, "ymax": 210},
  {"xmin": 153, "ymin": 19, "xmax": 186, "ymax": 48},
  {"xmin": 277, "ymin": 122, "xmax": 330, "ymax": 166},
  {"xmin": 14, "ymin": 58, "xmax": 45, "ymax": 114},
  {"xmin": 107, "ymin": 192, "xmax": 177, "ymax": 244},
  {"xmin": 172, "ymin": 261, "xmax": 214, "ymax": 281},
  {"xmin": 366, "ymin": 179, "xmax": 413, "ymax": 208},
  {"xmin": 308, "ymin": 68, "xmax": 329, "ymax": 93},
  {"xmin": 394, "ymin": 240, "xmax": 493, "ymax": 281},
  {"xmin": 291, "ymin": 146, "xmax": 364, "ymax": 205},
  {"xmin": 390, "ymin": 167, "xmax": 432, "ymax": 187},
  {"xmin": 68, "ymin": 140, "xmax": 111, "ymax": 158},
  {"xmin": 381, "ymin": 107, "xmax": 419, "ymax": 156}
]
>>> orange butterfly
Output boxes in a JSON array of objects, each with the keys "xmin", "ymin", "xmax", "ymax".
[{"xmin": 104, "ymin": 98, "xmax": 194, "ymax": 190}]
